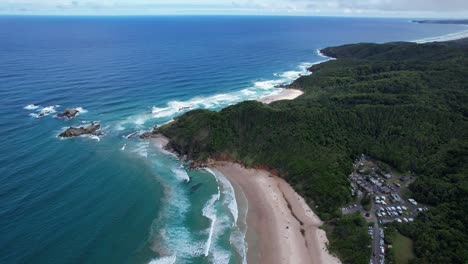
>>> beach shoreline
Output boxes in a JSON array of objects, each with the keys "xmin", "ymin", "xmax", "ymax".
[
  {"xmin": 413, "ymin": 25, "xmax": 468, "ymax": 43},
  {"xmin": 213, "ymin": 162, "xmax": 341, "ymax": 264},
  {"xmin": 258, "ymin": 88, "xmax": 304, "ymax": 104},
  {"xmin": 151, "ymin": 136, "xmax": 340, "ymax": 263}
]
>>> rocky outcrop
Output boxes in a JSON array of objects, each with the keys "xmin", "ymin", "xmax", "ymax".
[
  {"xmin": 59, "ymin": 122, "xmax": 101, "ymax": 138},
  {"xmin": 124, "ymin": 131, "xmax": 140, "ymax": 139},
  {"xmin": 139, "ymin": 131, "xmax": 154, "ymax": 139},
  {"xmin": 57, "ymin": 108, "xmax": 80, "ymax": 119}
]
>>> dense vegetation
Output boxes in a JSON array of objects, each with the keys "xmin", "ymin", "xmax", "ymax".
[
  {"xmin": 157, "ymin": 39, "xmax": 468, "ymax": 263},
  {"xmin": 326, "ymin": 213, "xmax": 372, "ymax": 264}
]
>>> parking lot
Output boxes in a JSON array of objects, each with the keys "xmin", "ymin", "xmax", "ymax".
[{"xmin": 343, "ymin": 155, "xmax": 428, "ymax": 264}]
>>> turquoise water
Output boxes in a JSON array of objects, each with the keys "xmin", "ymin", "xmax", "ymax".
[{"xmin": 0, "ymin": 16, "xmax": 466, "ymax": 264}]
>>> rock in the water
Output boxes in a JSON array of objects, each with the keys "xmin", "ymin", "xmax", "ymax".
[
  {"xmin": 59, "ymin": 122, "xmax": 100, "ymax": 138},
  {"xmin": 125, "ymin": 131, "xmax": 140, "ymax": 139},
  {"xmin": 57, "ymin": 108, "xmax": 80, "ymax": 119}
]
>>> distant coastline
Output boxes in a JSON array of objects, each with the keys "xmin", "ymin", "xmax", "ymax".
[{"xmin": 413, "ymin": 19, "xmax": 468, "ymax": 25}]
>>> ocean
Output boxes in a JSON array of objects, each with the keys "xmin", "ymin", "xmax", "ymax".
[{"xmin": 0, "ymin": 16, "xmax": 465, "ymax": 264}]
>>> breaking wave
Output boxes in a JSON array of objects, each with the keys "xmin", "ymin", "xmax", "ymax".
[
  {"xmin": 147, "ymin": 255, "xmax": 176, "ymax": 264},
  {"xmin": 115, "ymin": 59, "xmax": 320, "ymax": 132},
  {"xmin": 24, "ymin": 104, "xmax": 39, "ymax": 110},
  {"xmin": 414, "ymin": 27, "xmax": 468, "ymax": 43},
  {"xmin": 28, "ymin": 105, "xmax": 60, "ymax": 118},
  {"xmin": 171, "ymin": 167, "xmax": 190, "ymax": 182}
]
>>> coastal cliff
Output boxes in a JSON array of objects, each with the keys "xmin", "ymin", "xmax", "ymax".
[{"xmin": 152, "ymin": 40, "xmax": 468, "ymax": 264}]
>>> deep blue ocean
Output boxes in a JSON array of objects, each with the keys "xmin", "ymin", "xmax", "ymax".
[{"xmin": 0, "ymin": 16, "xmax": 466, "ymax": 264}]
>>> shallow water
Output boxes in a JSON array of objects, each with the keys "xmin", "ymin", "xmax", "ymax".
[{"xmin": 0, "ymin": 16, "xmax": 465, "ymax": 264}]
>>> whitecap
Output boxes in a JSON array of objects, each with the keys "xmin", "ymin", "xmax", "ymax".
[
  {"xmin": 253, "ymin": 79, "xmax": 283, "ymax": 89},
  {"xmin": 171, "ymin": 167, "xmax": 190, "ymax": 182},
  {"xmin": 147, "ymin": 255, "xmax": 176, "ymax": 264},
  {"xmin": 211, "ymin": 247, "xmax": 232, "ymax": 264},
  {"xmin": 316, "ymin": 48, "xmax": 328, "ymax": 59},
  {"xmin": 75, "ymin": 107, "xmax": 88, "ymax": 114},
  {"xmin": 41, "ymin": 105, "xmax": 59, "ymax": 112},
  {"xmin": 132, "ymin": 141, "xmax": 149, "ymax": 158},
  {"xmin": 81, "ymin": 134, "xmax": 100, "ymax": 142},
  {"xmin": 33, "ymin": 105, "xmax": 60, "ymax": 118},
  {"xmin": 202, "ymin": 193, "xmax": 220, "ymax": 257},
  {"xmin": 24, "ymin": 104, "xmax": 39, "ymax": 110}
]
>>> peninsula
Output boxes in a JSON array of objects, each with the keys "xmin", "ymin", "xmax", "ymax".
[{"xmin": 147, "ymin": 39, "xmax": 468, "ymax": 263}]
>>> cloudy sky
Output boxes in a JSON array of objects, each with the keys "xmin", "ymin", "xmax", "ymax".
[{"xmin": 1, "ymin": 0, "xmax": 468, "ymax": 17}]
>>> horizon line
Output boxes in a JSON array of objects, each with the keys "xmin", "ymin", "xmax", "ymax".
[{"xmin": 0, "ymin": 13, "xmax": 462, "ymax": 20}]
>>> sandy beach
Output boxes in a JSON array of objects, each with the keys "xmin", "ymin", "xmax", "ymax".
[
  {"xmin": 213, "ymin": 162, "xmax": 341, "ymax": 264},
  {"xmin": 258, "ymin": 88, "xmax": 304, "ymax": 104}
]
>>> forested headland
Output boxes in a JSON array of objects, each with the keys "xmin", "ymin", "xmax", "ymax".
[{"xmin": 154, "ymin": 39, "xmax": 468, "ymax": 263}]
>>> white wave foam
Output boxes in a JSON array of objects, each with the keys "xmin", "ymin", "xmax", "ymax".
[
  {"xmin": 211, "ymin": 247, "xmax": 232, "ymax": 264},
  {"xmin": 202, "ymin": 193, "xmax": 220, "ymax": 257},
  {"xmin": 205, "ymin": 168, "xmax": 243, "ymax": 225},
  {"xmin": 115, "ymin": 113, "xmax": 153, "ymax": 132},
  {"xmin": 253, "ymin": 79, "xmax": 282, "ymax": 89},
  {"xmin": 121, "ymin": 144, "xmax": 126, "ymax": 151},
  {"xmin": 279, "ymin": 70, "xmax": 302, "ymax": 79},
  {"xmin": 115, "ymin": 124, "xmax": 125, "ymax": 131},
  {"xmin": 205, "ymin": 168, "xmax": 249, "ymax": 263},
  {"xmin": 41, "ymin": 105, "xmax": 60, "ymax": 113},
  {"xmin": 75, "ymin": 107, "xmax": 87, "ymax": 114},
  {"xmin": 114, "ymin": 58, "xmax": 328, "ymax": 132},
  {"xmin": 132, "ymin": 141, "xmax": 149, "ymax": 158},
  {"xmin": 316, "ymin": 48, "xmax": 328, "ymax": 59},
  {"xmin": 149, "ymin": 67, "xmax": 308, "ymax": 121},
  {"xmin": 230, "ymin": 228, "xmax": 248, "ymax": 264},
  {"xmin": 148, "ymin": 162, "xmax": 206, "ymax": 259},
  {"xmin": 171, "ymin": 167, "xmax": 190, "ymax": 182},
  {"xmin": 30, "ymin": 105, "xmax": 60, "ymax": 118},
  {"xmin": 151, "ymin": 92, "xmax": 246, "ymax": 119},
  {"xmin": 24, "ymin": 104, "xmax": 39, "ymax": 110},
  {"xmin": 81, "ymin": 134, "xmax": 100, "ymax": 142},
  {"xmin": 414, "ymin": 27, "xmax": 468, "ymax": 43},
  {"xmin": 147, "ymin": 255, "xmax": 176, "ymax": 264}
]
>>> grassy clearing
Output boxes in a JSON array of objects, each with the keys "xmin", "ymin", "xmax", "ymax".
[{"xmin": 391, "ymin": 232, "xmax": 415, "ymax": 264}]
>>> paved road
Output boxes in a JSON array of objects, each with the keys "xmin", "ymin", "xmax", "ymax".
[{"xmin": 371, "ymin": 223, "xmax": 383, "ymax": 264}]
